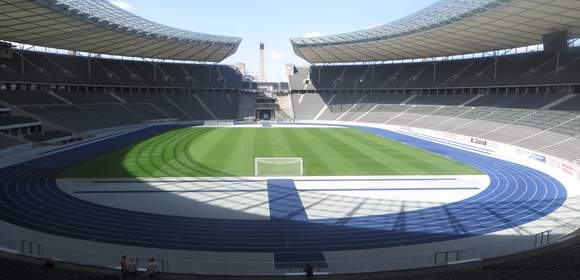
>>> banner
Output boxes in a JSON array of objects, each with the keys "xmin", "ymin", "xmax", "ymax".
[
  {"xmin": 471, "ymin": 138, "xmax": 487, "ymax": 146},
  {"xmin": 548, "ymin": 158, "xmax": 560, "ymax": 169},
  {"xmin": 528, "ymin": 152, "xmax": 546, "ymax": 163},
  {"xmin": 561, "ymin": 163, "xmax": 574, "ymax": 175},
  {"xmin": 444, "ymin": 132, "xmax": 459, "ymax": 140}
]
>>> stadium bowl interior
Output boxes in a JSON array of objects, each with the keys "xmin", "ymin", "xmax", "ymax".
[{"xmin": 1, "ymin": 0, "xmax": 580, "ymax": 279}]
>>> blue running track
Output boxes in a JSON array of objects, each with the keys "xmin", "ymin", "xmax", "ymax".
[{"xmin": 0, "ymin": 124, "xmax": 567, "ymax": 261}]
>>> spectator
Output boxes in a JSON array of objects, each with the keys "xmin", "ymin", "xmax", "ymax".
[
  {"xmin": 127, "ymin": 259, "xmax": 138, "ymax": 279},
  {"xmin": 120, "ymin": 255, "xmax": 128, "ymax": 279},
  {"xmin": 147, "ymin": 258, "xmax": 159, "ymax": 280},
  {"xmin": 304, "ymin": 263, "xmax": 314, "ymax": 280}
]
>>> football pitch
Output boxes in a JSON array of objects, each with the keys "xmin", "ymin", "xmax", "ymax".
[{"xmin": 60, "ymin": 127, "xmax": 482, "ymax": 178}]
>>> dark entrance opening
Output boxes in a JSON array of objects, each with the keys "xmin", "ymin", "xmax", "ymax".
[{"xmin": 256, "ymin": 109, "xmax": 274, "ymax": 121}]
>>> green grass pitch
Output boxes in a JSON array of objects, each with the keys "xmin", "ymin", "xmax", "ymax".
[{"xmin": 60, "ymin": 127, "xmax": 482, "ymax": 178}]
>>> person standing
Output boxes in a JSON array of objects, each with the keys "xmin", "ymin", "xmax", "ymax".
[
  {"xmin": 120, "ymin": 255, "xmax": 128, "ymax": 279},
  {"xmin": 127, "ymin": 259, "xmax": 138, "ymax": 279},
  {"xmin": 147, "ymin": 258, "xmax": 159, "ymax": 280},
  {"xmin": 304, "ymin": 263, "xmax": 314, "ymax": 280}
]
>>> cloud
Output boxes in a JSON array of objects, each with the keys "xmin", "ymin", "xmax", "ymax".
[
  {"xmin": 303, "ymin": 32, "xmax": 323, "ymax": 38},
  {"xmin": 110, "ymin": 1, "xmax": 133, "ymax": 10},
  {"xmin": 270, "ymin": 50, "xmax": 284, "ymax": 60}
]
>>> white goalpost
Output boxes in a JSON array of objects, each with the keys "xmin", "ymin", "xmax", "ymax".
[{"xmin": 254, "ymin": 157, "xmax": 304, "ymax": 177}]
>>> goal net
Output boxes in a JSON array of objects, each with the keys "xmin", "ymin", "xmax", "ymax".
[{"xmin": 254, "ymin": 158, "xmax": 304, "ymax": 177}]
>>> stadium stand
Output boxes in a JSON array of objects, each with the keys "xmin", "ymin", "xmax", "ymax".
[
  {"xmin": 290, "ymin": 91, "xmax": 580, "ymax": 163},
  {"xmin": 288, "ymin": 47, "xmax": 580, "ymax": 166},
  {"xmin": 23, "ymin": 130, "xmax": 72, "ymax": 143},
  {"xmin": 0, "ymin": 26, "xmax": 243, "ymax": 151},
  {"xmin": 0, "ymin": 89, "xmax": 65, "ymax": 105},
  {"xmin": 1, "ymin": 50, "xmax": 245, "ymax": 89},
  {"xmin": 115, "ymin": 92, "xmax": 190, "ymax": 120},
  {"xmin": 0, "ymin": 51, "xmax": 244, "ymax": 136},
  {"xmin": 289, "ymin": 48, "xmax": 580, "ymax": 92}
]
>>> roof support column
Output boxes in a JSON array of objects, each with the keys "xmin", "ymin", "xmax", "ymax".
[
  {"xmin": 19, "ymin": 46, "xmax": 24, "ymax": 75},
  {"xmin": 87, "ymin": 53, "xmax": 92, "ymax": 80},
  {"xmin": 494, "ymin": 57, "xmax": 498, "ymax": 79},
  {"xmin": 556, "ymin": 51, "xmax": 560, "ymax": 75},
  {"xmin": 433, "ymin": 62, "xmax": 437, "ymax": 82},
  {"xmin": 208, "ymin": 65, "xmax": 212, "ymax": 85}
]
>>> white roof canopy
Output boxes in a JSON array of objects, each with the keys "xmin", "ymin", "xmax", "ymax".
[
  {"xmin": 0, "ymin": 0, "xmax": 242, "ymax": 62},
  {"xmin": 291, "ymin": 0, "xmax": 580, "ymax": 63}
]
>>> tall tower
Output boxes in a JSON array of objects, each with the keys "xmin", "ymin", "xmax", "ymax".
[{"xmin": 259, "ymin": 42, "xmax": 265, "ymax": 81}]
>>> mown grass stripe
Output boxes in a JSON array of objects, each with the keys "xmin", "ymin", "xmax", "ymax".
[
  {"xmin": 165, "ymin": 128, "xmax": 214, "ymax": 176},
  {"xmin": 317, "ymin": 128, "xmax": 402, "ymax": 175},
  {"xmin": 340, "ymin": 128, "xmax": 479, "ymax": 175},
  {"xmin": 279, "ymin": 128, "xmax": 334, "ymax": 176},
  {"xmin": 334, "ymin": 129, "xmax": 425, "ymax": 175},
  {"xmin": 223, "ymin": 128, "xmax": 255, "ymax": 176}
]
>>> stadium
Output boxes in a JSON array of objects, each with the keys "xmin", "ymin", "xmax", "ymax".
[{"xmin": 0, "ymin": 0, "xmax": 580, "ymax": 279}]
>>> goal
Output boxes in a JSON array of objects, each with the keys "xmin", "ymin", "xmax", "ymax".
[{"xmin": 254, "ymin": 158, "xmax": 304, "ymax": 177}]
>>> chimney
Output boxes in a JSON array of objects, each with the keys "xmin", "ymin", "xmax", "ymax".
[{"xmin": 259, "ymin": 42, "xmax": 265, "ymax": 81}]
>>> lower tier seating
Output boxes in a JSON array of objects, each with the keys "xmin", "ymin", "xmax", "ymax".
[{"xmin": 291, "ymin": 93, "xmax": 580, "ymax": 163}]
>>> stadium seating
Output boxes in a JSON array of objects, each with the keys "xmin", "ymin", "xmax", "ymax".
[
  {"xmin": 290, "ymin": 91, "xmax": 580, "ymax": 163},
  {"xmin": 0, "ymin": 88, "xmax": 240, "ymax": 134},
  {"xmin": 0, "ymin": 115, "xmax": 38, "ymax": 126},
  {"xmin": 289, "ymin": 47, "xmax": 580, "ymax": 91},
  {"xmin": 0, "ymin": 55, "xmax": 248, "ymax": 148},
  {"xmin": 115, "ymin": 92, "xmax": 190, "ymax": 120},
  {"xmin": 0, "ymin": 50, "xmax": 245, "ymax": 89},
  {"xmin": 55, "ymin": 90, "xmax": 119, "ymax": 104},
  {"xmin": 0, "ymin": 90, "xmax": 65, "ymax": 105},
  {"xmin": 24, "ymin": 130, "xmax": 72, "ymax": 142}
]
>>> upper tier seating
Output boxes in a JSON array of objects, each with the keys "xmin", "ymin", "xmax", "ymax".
[
  {"xmin": 289, "ymin": 47, "xmax": 580, "ymax": 91},
  {"xmin": 0, "ymin": 51, "xmax": 245, "ymax": 89}
]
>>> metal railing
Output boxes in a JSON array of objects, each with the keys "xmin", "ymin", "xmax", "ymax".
[{"xmin": 20, "ymin": 240, "xmax": 43, "ymax": 257}]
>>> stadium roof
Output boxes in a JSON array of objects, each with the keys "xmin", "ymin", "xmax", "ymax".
[
  {"xmin": 291, "ymin": 0, "xmax": 580, "ymax": 63},
  {"xmin": 0, "ymin": 0, "xmax": 242, "ymax": 62}
]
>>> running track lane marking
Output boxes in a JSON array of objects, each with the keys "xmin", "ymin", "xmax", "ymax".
[
  {"xmin": 267, "ymin": 179, "xmax": 327, "ymax": 269},
  {"xmin": 91, "ymin": 178, "xmax": 459, "ymax": 184},
  {"xmin": 74, "ymin": 187, "xmax": 480, "ymax": 194}
]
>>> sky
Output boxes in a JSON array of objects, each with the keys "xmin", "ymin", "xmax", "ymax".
[{"xmin": 108, "ymin": 0, "xmax": 438, "ymax": 82}]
